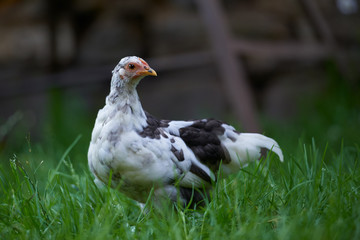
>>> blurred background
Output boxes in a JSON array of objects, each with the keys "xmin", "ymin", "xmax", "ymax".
[{"xmin": 0, "ymin": 0, "xmax": 359, "ymax": 155}]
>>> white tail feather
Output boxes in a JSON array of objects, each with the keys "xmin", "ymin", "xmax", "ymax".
[
  {"xmin": 221, "ymin": 133, "xmax": 283, "ymax": 175},
  {"xmin": 239, "ymin": 133, "xmax": 284, "ymax": 162}
]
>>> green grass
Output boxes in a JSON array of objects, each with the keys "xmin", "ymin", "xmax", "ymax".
[{"xmin": 0, "ymin": 134, "xmax": 359, "ymax": 239}]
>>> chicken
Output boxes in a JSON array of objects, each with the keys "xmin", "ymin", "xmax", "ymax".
[{"xmin": 88, "ymin": 56, "xmax": 283, "ymax": 207}]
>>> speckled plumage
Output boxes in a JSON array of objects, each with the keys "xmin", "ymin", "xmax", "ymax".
[{"xmin": 88, "ymin": 56, "xmax": 284, "ymax": 207}]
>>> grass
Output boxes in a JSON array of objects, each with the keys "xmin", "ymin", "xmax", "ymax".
[
  {"xmin": 0, "ymin": 137, "xmax": 359, "ymax": 239},
  {"xmin": 1, "ymin": 65, "xmax": 359, "ymax": 239}
]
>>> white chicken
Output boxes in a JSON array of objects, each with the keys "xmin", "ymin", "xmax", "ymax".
[{"xmin": 88, "ymin": 56, "xmax": 283, "ymax": 207}]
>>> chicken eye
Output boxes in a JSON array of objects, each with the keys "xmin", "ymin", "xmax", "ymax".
[{"xmin": 128, "ymin": 64, "xmax": 135, "ymax": 70}]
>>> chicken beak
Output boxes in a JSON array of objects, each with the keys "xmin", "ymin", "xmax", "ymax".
[
  {"xmin": 136, "ymin": 67, "xmax": 157, "ymax": 77},
  {"xmin": 146, "ymin": 68, "xmax": 157, "ymax": 76}
]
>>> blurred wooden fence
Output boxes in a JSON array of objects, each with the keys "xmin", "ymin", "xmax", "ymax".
[{"xmin": 0, "ymin": 0, "xmax": 348, "ymax": 132}]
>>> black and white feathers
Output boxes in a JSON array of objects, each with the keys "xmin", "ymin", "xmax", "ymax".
[{"xmin": 88, "ymin": 56, "xmax": 283, "ymax": 207}]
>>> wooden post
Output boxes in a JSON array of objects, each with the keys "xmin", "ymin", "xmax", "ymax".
[{"xmin": 195, "ymin": 0, "xmax": 260, "ymax": 132}]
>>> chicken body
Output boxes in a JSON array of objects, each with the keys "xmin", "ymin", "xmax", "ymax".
[{"xmin": 88, "ymin": 56, "xmax": 283, "ymax": 207}]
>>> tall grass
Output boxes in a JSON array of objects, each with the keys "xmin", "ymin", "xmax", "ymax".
[{"xmin": 0, "ymin": 134, "xmax": 359, "ymax": 239}]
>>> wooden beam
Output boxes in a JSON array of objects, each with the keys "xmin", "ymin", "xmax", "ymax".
[
  {"xmin": 148, "ymin": 51, "xmax": 213, "ymax": 72},
  {"xmin": 233, "ymin": 40, "xmax": 331, "ymax": 61}
]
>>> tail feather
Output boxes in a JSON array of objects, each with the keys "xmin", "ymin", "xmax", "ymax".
[
  {"xmin": 221, "ymin": 132, "xmax": 283, "ymax": 175},
  {"xmin": 240, "ymin": 133, "xmax": 284, "ymax": 162}
]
